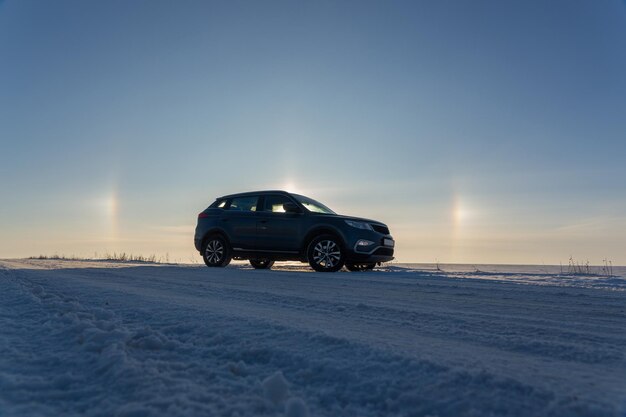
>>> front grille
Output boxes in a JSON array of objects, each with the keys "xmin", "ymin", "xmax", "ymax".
[
  {"xmin": 373, "ymin": 247, "xmax": 394, "ymax": 256},
  {"xmin": 371, "ymin": 224, "xmax": 390, "ymax": 235}
]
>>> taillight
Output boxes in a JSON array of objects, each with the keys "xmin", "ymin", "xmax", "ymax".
[{"xmin": 198, "ymin": 212, "xmax": 210, "ymax": 218}]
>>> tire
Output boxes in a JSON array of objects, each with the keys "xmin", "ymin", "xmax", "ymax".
[
  {"xmin": 345, "ymin": 262, "xmax": 376, "ymax": 272},
  {"xmin": 202, "ymin": 235, "xmax": 231, "ymax": 268},
  {"xmin": 307, "ymin": 234, "xmax": 345, "ymax": 272},
  {"xmin": 249, "ymin": 259, "xmax": 274, "ymax": 269}
]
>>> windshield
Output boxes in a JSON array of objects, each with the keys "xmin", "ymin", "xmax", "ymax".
[{"xmin": 292, "ymin": 194, "xmax": 336, "ymax": 214}]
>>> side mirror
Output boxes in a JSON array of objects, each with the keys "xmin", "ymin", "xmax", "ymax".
[{"xmin": 283, "ymin": 202, "xmax": 301, "ymax": 214}]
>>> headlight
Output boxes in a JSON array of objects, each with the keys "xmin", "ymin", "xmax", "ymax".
[{"xmin": 345, "ymin": 220, "xmax": 373, "ymax": 230}]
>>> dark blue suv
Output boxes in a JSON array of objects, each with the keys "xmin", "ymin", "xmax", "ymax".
[{"xmin": 194, "ymin": 190, "xmax": 395, "ymax": 272}]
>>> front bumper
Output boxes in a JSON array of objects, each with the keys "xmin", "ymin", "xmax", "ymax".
[{"xmin": 346, "ymin": 232, "xmax": 395, "ymax": 263}]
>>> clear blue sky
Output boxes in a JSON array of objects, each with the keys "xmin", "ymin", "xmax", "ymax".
[{"xmin": 1, "ymin": 0, "xmax": 625, "ymax": 264}]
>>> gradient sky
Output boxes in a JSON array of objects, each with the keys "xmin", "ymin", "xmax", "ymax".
[{"xmin": 1, "ymin": 0, "xmax": 625, "ymax": 264}]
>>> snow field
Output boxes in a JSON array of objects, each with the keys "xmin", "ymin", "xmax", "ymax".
[{"xmin": 0, "ymin": 259, "xmax": 625, "ymax": 416}]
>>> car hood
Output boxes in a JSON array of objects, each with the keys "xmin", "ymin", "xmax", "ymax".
[{"xmin": 330, "ymin": 213, "xmax": 387, "ymax": 227}]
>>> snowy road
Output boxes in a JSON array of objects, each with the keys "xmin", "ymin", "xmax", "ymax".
[{"xmin": 1, "ymin": 259, "xmax": 625, "ymax": 417}]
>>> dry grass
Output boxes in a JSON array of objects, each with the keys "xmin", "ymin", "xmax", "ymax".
[
  {"xmin": 562, "ymin": 256, "xmax": 615, "ymax": 277},
  {"xmin": 29, "ymin": 252, "xmax": 167, "ymax": 264}
]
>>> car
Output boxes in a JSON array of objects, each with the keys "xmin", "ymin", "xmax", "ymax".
[{"xmin": 194, "ymin": 190, "xmax": 395, "ymax": 272}]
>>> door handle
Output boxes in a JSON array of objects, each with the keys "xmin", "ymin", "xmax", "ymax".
[
  {"xmin": 220, "ymin": 218, "xmax": 229, "ymax": 222},
  {"xmin": 259, "ymin": 220, "xmax": 268, "ymax": 224}
]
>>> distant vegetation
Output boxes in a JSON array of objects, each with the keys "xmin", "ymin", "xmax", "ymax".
[
  {"xmin": 29, "ymin": 252, "xmax": 168, "ymax": 264},
  {"xmin": 561, "ymin": 256, "xmax": 614, "ymax": 277}
]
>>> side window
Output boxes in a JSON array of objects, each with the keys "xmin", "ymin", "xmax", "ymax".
[
  {"xmin": 228, "ymin": 196, "xmax": 258, "ymax": 212},
  {"xmin": 262, "ymin": 195, "xmax": 293, "ymax": 213}
]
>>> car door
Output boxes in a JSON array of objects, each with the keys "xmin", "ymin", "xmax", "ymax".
[
  {"xmin": 221, "ymin": 195, "xmax": 260, "ymax": 250},
  {"xmin": 256, "ymin": 194, "xmax": 303, "ymax": 252}
]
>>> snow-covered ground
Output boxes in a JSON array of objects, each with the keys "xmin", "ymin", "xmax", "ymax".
[{"xmin": 1, "ymin": 259, "xmax": 625, "ymax": 417}]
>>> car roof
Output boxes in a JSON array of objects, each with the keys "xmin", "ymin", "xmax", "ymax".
[{"xmin": 217, "ymin": 190, "xmax": 292, "ymax": 200}]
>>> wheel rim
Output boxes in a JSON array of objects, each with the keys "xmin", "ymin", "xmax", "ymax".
[
  {"xmin": 205, "ymin": 239, "xmax": 224, "ymax": 264},
  {"xmin": 313, "ymin": 240, "xmax": 341, "ymax": 268}
]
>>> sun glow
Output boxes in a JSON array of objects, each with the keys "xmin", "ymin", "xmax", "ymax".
[
  {"xmin": 452, "ymin": 194, "xmax": 464, "ymax": 226},
  {"xmin": 450, "ymin": 192, "xmax": 474, "ymax": 260},
  {"xmin": 102, "ymin": 187, "xmax": 119, "ymax": 241},
  {"xmin": 106, "ymin": 193, "xmax": 118, "ymax": 221},
  {"xmin": 453, "ymin": 202, "xmax": 470, "ymax": 224},
  {"xmin": 282, "ymin": 181, "xmax": 304, "ymax": 195}
]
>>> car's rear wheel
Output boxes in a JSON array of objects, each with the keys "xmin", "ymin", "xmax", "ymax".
[
  {"xmin": 307, "ymin": 235, "xmax": 345, "ymax": 272},
  {"xmin": 249, "ymin": 259, "xmax": 274, "ymax": 269},
  {"xmin": 345, "ymin": 262, "xmax": 376, "ymax": 272},
  {"xmin": 202, "ymin": 235, "xmax": 231, "ymax": 267}
]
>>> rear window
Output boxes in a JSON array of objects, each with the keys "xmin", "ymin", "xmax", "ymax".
[
  {"xmin": 210, "ymin": 199, "xmax": 227, "ymax": 208},
  {"xmin": 228, "ymin": 196, "xmax": 258, "ymax": 212}
]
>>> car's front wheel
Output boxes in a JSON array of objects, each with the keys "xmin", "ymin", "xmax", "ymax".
[
  {"xmin": 307, "ymin": 235, "xmax": 345, "ymax": 272},
  {"xmin": 202, "ymin": 236, "xmax": 231, "ymax": 268},
  {"xmin": 345, "ymin": 262, "xmax": 376, "ymax": 272},
  {"xmin": 249, "ymin": 259, "xmax": 274, "ymax": 269}
]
